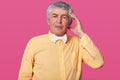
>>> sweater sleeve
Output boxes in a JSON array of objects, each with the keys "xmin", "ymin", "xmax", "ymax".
[
  {"xmin": 80, "ymin": 34, "xmax": 104, "ymax": 69},
  {"xmin": 18, "ymin": 39, "xmax": 34, "ymax": 80}
]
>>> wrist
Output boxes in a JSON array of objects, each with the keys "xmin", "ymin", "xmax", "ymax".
[{"xmin": 78, "ymin": 30, "xmax": 85, "ymax": 38}]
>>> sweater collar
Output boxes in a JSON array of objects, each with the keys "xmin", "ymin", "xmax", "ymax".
[{"xmin": 48, "ymin": 31, "xmax": 68, "ymax": 43}]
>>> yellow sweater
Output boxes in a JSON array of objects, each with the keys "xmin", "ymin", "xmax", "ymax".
[{"xmin": 18, "ymin": 32, "xmax": 104, "ymax": 80}]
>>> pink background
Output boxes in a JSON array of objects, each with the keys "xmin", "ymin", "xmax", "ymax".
[{"xmin": 0, "ymin": 0, "xmax": 120, "ymax": 80}]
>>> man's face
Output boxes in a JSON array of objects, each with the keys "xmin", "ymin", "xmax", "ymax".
[{"xmin": 47, "ymin": 8, "xmax": 70, "ymax": 36}]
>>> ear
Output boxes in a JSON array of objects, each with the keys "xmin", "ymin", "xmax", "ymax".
[
  {"xmin": 69, "ymin": 19, "xmax": 72, "ymax": 25},
  {"xmin": 69, "ymin": 15, "xmax": 72, "ymax": 25},
  {"xmin": 47, "ymin": 20, "xmax": 50, "ymax": 25}
]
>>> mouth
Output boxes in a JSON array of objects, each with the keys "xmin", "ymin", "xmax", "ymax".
[{"xmin": 55, "ymin": 25, "xmax": 63, "ymax": 29}]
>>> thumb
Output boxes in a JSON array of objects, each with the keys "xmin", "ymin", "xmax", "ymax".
[
  {"xmin": 67, "ymin": 25, "xmax": 71, "ymax": 29},
  {"xmin": 68, "ymin": 25, "xmax": 74, "ymax": 32},
  {"xmin": 70, "ymin": 28, "xmax": 74, "ymax": 32}
]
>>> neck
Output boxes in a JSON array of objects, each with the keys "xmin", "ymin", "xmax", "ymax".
[{"xmin": 50, "ymin": 31, "xmax": 67, "ymax": 37}]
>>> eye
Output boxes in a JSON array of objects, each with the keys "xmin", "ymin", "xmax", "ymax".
[
  {"xmin": 62, "ymin": 15, "xmax": 68, "ymax": 19},
  {"xmin": 52, "ymin": 15, "xmax": 57, "ymax": 18}
]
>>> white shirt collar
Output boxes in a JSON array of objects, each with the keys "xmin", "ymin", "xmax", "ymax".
[{"xmin": 52, "ymin": 34, "xmax": 67, "ymax": 43}]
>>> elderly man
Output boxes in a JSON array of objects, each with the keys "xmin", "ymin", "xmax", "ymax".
[{"xmin": 18, "ymin": 1, "xmax": 104, "ymax": 80}]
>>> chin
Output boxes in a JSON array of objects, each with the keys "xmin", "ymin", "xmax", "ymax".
[{"xmin": 55, "ymin": 32, "xmax": 66, "ymax": 36}]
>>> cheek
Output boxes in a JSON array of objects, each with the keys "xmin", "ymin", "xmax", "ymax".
[
  {"xmin": 63, "ymin": 21, "xmax": 69, "ymax": 27},
  {"xmin": 48, "ymin": 21, "xmax": 53, "ymax": 26},
  {"xmin": 49, "ymin": 19, "xmax": 56, "ymax": 25},
  {"xmin": 62, "ymin": 19, "xmax": 69, "ymax": 24}
]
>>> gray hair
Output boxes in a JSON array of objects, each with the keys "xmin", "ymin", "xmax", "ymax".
[{"xmin": 47, "ymin": 1, "xmax": 73, "ymax": 20}]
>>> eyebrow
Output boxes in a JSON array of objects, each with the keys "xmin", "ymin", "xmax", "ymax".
[
  {"xmin": 52, "ymin": 13, "xmax": 58, "ymax": 15},
  {"xmin": 52, "ymin": 13, "xmax": 68, "ymax": 16}
]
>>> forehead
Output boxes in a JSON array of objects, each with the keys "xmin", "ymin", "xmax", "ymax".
[{"xmin": 50, "ymin": 8, "xmax": 68, "ymax": 15}]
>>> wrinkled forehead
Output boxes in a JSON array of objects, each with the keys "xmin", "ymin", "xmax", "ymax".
[{"xmin": 50, "ymin": 8, "xmax": 69, "ymax": 15}]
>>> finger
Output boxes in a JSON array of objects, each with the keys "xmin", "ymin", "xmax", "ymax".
[
  {"xmin": 69, "ymin": 13, "xmax": 80, "ymax": 26},
  {"xmin": 69, "ymin": 13, "xmax": 79, "ymax": 21}
]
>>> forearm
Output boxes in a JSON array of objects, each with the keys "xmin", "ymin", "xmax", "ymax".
[
  {"xmin": 18, "ymin": 73, "xmax": 32, "ymax": 80},
  {"xmin": 18, "ymin": 57, "xmax": 33, "ymax": 80},
  {"xmin": 80, "ymin": 34, "xmax": 104, "ymax": 69},
  {"xmin": 78, "ymin": 30, "xmax": 85, "ymax": 38}
]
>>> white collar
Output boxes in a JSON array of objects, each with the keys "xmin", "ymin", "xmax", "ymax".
[{"xmin": 52, "ymin": 34, "xmax": 67, "ymax": 43}]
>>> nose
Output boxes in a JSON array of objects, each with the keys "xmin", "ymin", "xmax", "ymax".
[{"xmin": 57, "ymin": 16, "xmax": 62, "ymax": 23}]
